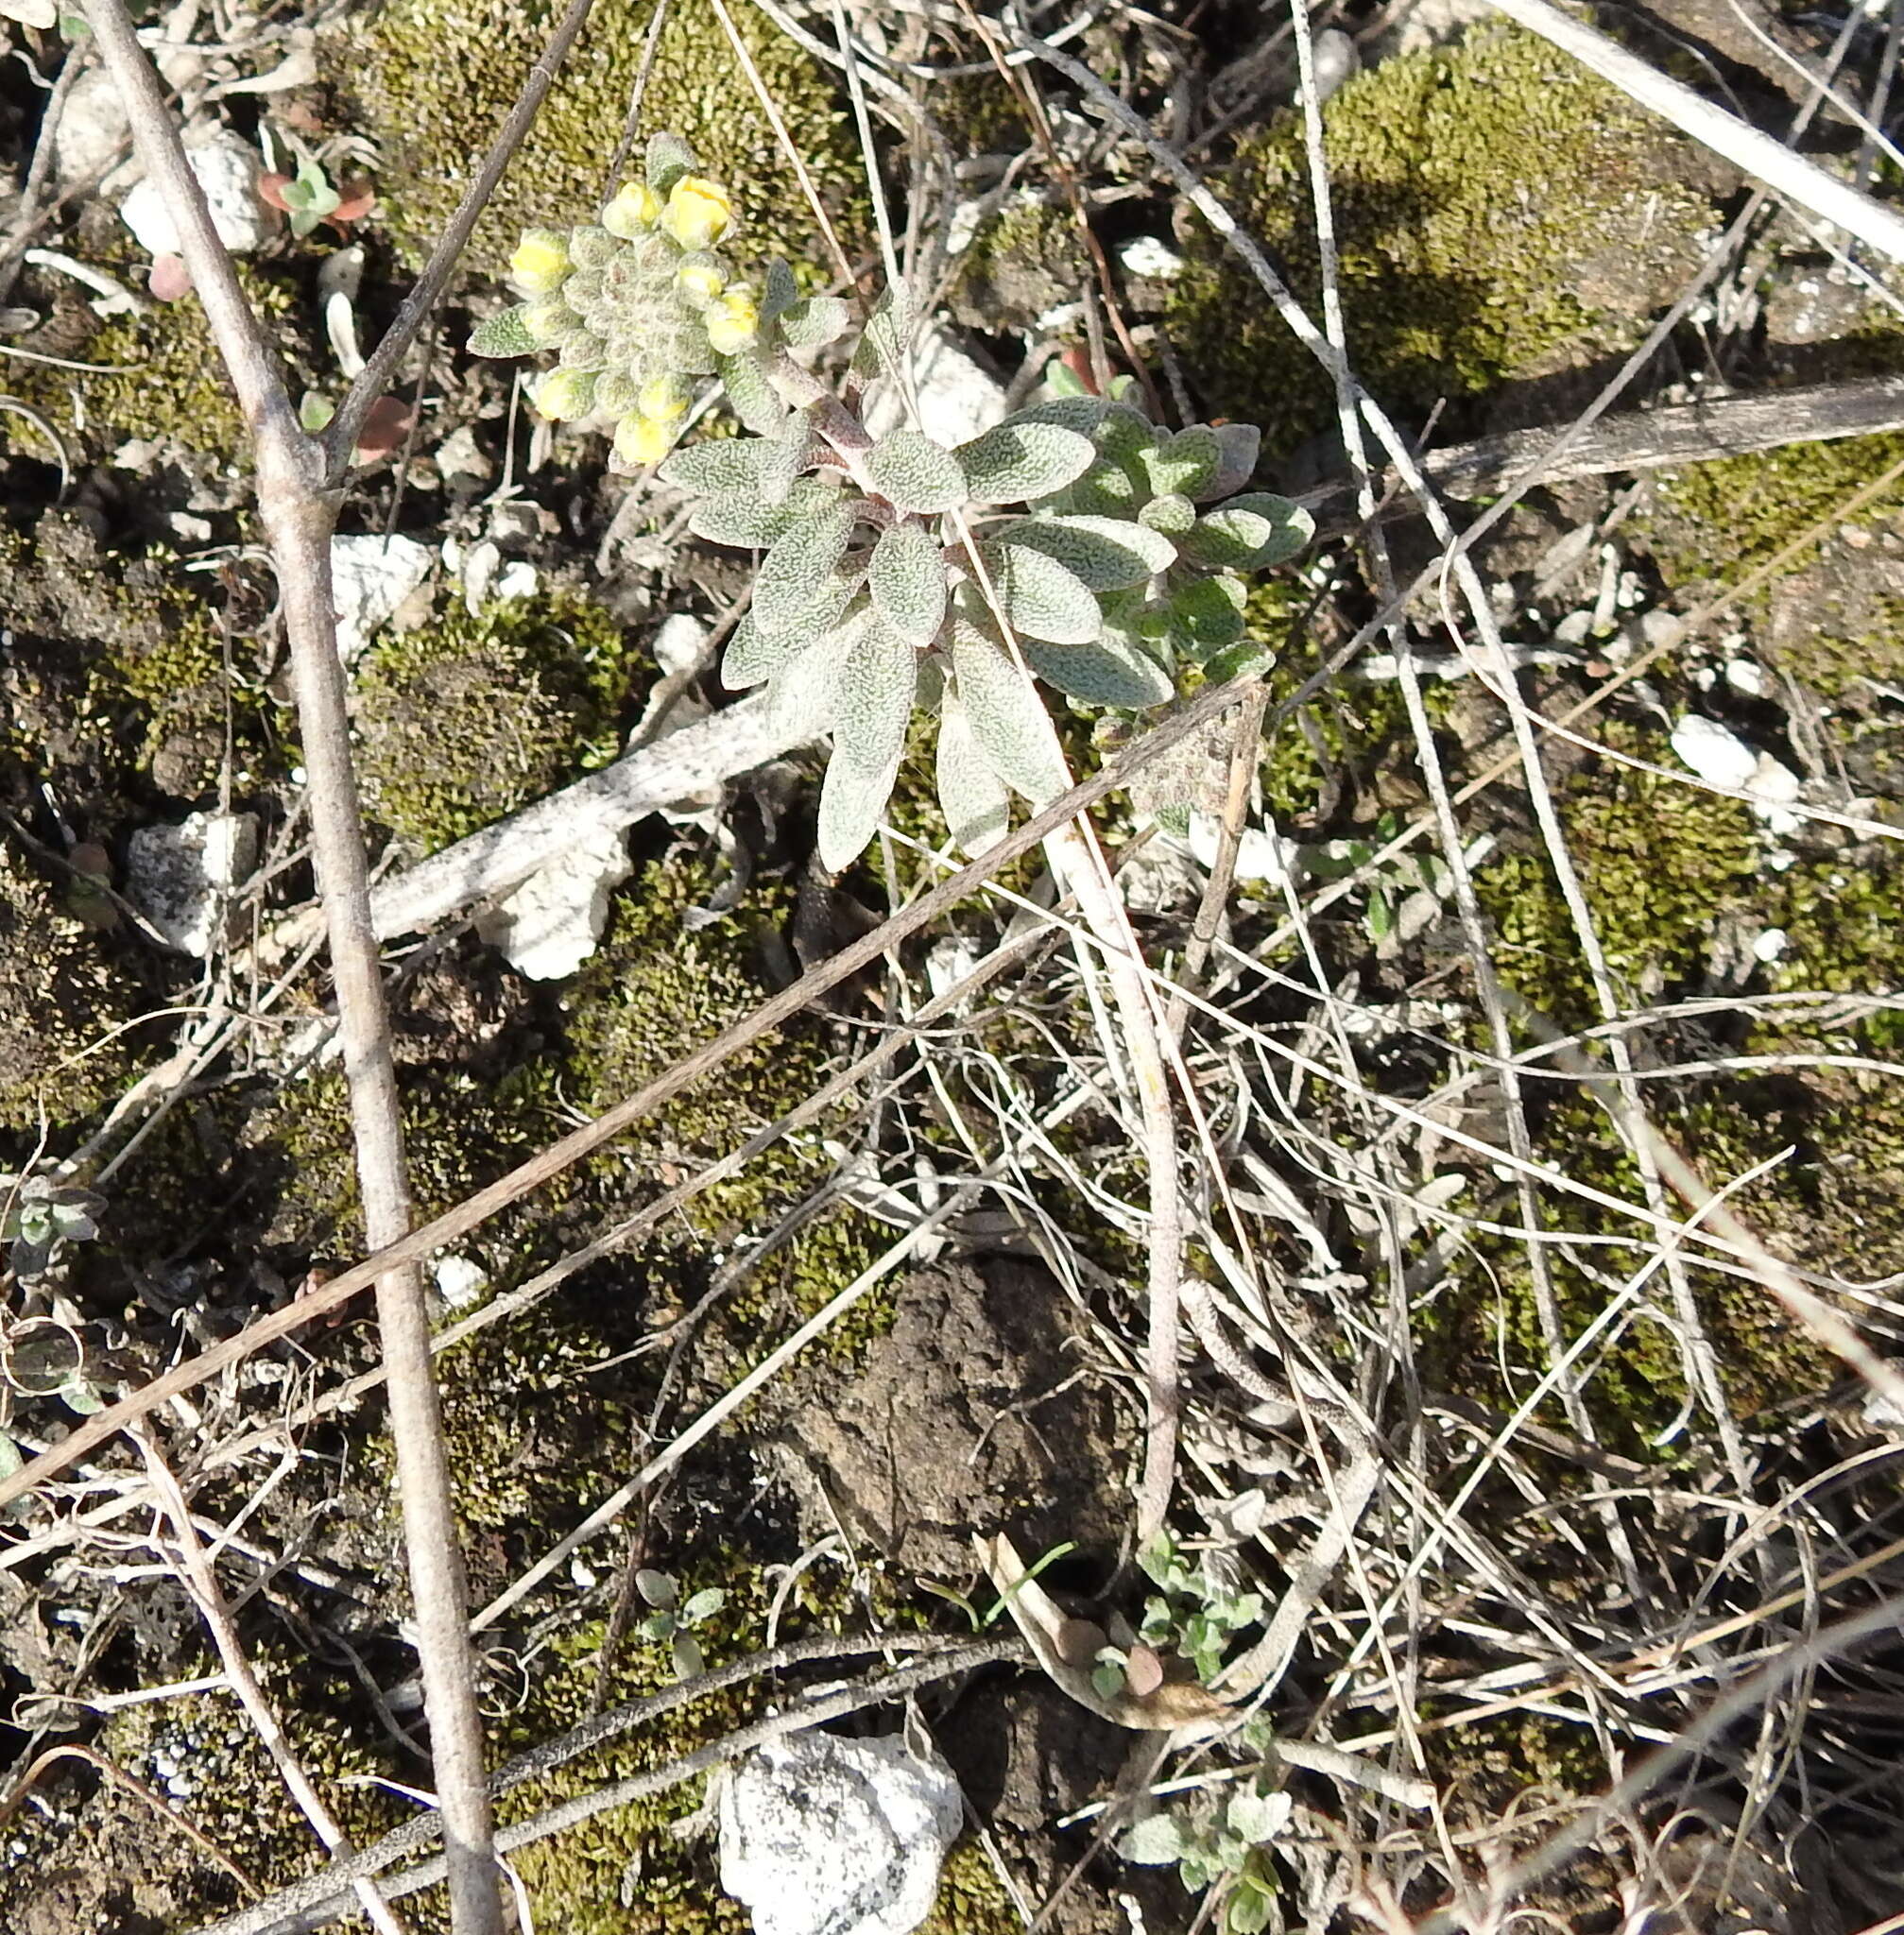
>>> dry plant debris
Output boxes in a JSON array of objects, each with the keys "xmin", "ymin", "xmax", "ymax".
[{"xmin": 0, "ymin": 1, "xmax": 1902, "ymax": 1933}]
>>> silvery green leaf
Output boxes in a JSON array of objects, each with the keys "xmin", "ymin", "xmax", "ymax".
[
  {"xmin": 717, "ymin": 348, "xmax": 787, "ymax": 435},
  {"xmin": 1003, "ymin": 395, "xmax": 1108, "ymax": 435},
  {"xmin": 1170, "ymin": 573, "xmax": 1247, "ymax": 655},
  {"xmin": 866, "ymin": 425, "xmax": 968, "ymax": 515},
  {"xmin": 689, "ymin": 477, "xmax": 835, "ymax": 548},
  {"xmin": 730, "ymin": 571, "xmax": 865, "ymax": 687},
  {"xmin": 851, "ymin": 282, "xmax": 912, "ymax": 385},
  {"xmin": 869, "ymin": 520, "xmax": 949, "ymax": 644},
  {"xmin": 1120, "ymin": 1814, "xmax": 1191, "ymax": 1866},
  {"xmin": 763, "ymin": 608, "xmax": 869, "ymax": 739},
  {"xmin": 1065, "ymin": 459, "xmax": 1141, "ymax": 518},
  {"xmin": 660, "ymin": 437, "xmax": 766, "ymax": 495},
  {"xmin": 1138, "ymin": 492, "xmax": 1196, "ymax": 536},
  {"xmin": 1140, "ymin": 424, "xmax": 1221, "ymax": 500},
  {"xmin": 763, "ymin": 257, "xmax": 799, "ymax": 321},
  {"xmin": 469, "ymin": 305, "xmax": 538, "ymax": 357},
  {"xmin": 1226, "ymin": 1789, "xmax": 1292, "ymax": 1846},
  {"xmin": 953, "ymin": 420, "xmax": 1095, "ymax": 505},
  {"xmin": 756, "ymin": 409, "xmax": 822, "ymax": 505},
  {"xmin": 936, "ymin": 691, "xmax": 1009, "ymax": 853},
  {"xmin": 816, "ymin": 744, "xmax": 903, "ymax": 871},
  {"xmin": 1203, "ymin": 639, "xmax": 1275, "ymax": 683},
  {"xmin": 831, "ymin": 615, "xmax": 918, "ymax": 776},
  {"xmin": 993, "ymin": 514, "xmax": 1175, "ymax": 590},
  {"xmin": 679, "ymin": 1586, "xmax": 726, "ymax": 1625},
  {"xmin": 1025, "ymin": 631, "xmax": 1173, "ymax": 709},
  {"xmin": 780, "ymin": 294, "xmax": 851, "ymax": 349},
  {"xmin": 1179, "ymin": 493, "xmax": 1314, "ymax": 570},
  {"xmin": 977, "ymin": 540, "xmax": 1102, "ymax": 645},
  {"xmin": 726, "ymin": 590, "xmax": 862, "ymax": 689},
  {"xmin": 756, "ymin": 502, "xmax": 856, "ymax": 634},
  {"xmin": 645, "ymin": 132, "xmax": 697, "ymax": 196},
  {"xmin": 1092, "ymin": 402, "xmax": 1157, "ymax": 470},
  {"xmin": 949, "ymin": 613, "xmax": 1069, "ymax": 804},
  {"xmin": 1200, "ymin": 421, "xmax": 1261, "ymax": 501}
]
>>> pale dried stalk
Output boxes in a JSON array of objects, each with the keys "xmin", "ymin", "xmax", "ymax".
[
  {"xmin": 77, "ymin": 5, "xmax": 501, "ymax": 1927},
  {"xmin": 137, "ymin": 1437, "xmax": 408, "ymax": 1935}
]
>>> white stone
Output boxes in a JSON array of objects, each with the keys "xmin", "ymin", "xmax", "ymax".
[
  {"xmin": 718, "ymin": 1730, "xmax": 962, "ymax": 1935},
  {"xmin": 1312, "ymin": 27, "xmax": 1359, "ymax": 101},
  {"xmin": 1670, "ymin": 714, "xmax": 1759, "ymax": 793},
  {"xmin": 651, "ymin": 612, "xmax": 710, "ymax": 677},
  {"xmin": 865, "ymin": 333, "xmax": 1006, "ymax": 449},
  {"xmin": 1188, "ymin": 812, "xmax": 1292, "ymax": 886},
  {"xmin": 330, "ymin": 533, "xmax": 434, "ymax": 662},
  {"xmin": 1724, "ymin": 657, "xmax": 1768, "ymax": 697},
  {"xmin": 1118, "ymin": 235, "xmax": 1183, "ymax": 281},
  {"xmin": 476, "ymin": 825, "xmax": 631, "ymax": 981},
  {"xmin": 1751, "ymin": 928, "xmax": 1789, "ymax": 964},
  {"xmin": 120, "ymin": 132, "xmax": 270, "ymax": 258},
  {"xmin": 431, "ymin": 1255, "xmax": 489, "ymax": 1309},
  {"xmin": 126, "ymin": 812, "xmax": 259, "ymax": 958}
]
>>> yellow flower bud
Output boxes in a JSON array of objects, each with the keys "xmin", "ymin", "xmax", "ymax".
[
  {"xmin": 704, "ymin": 287, "xmax": 759, "ymax": 356},
  {"xmin": 508, "ymin": 228, "xmax": 570, "ymax": 295},
  {"xmin": 614, "ymin": 409, "xmax": 678, "ymax": 469},
  {"xmin": 601, "ymin": 180, "xmax": 662, "ymax": 240},
  {"xmin": 661, "ymin": 176, "xmax": 734, "ymax": 252},
  {"xmin": 534, "ymin": 368, "xmax": 597, "ymax": 421},
  {"xmin": 674, "ymin": 253, "xmax": 726, "ymax": 308},
  {"xmin": 637, "ymin": 374, "xmax": 691, "ymax": 422}
]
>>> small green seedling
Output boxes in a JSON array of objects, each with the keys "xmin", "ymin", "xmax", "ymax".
[
  {"xmin": 1131, "ymin": 1529, "xmax": 1265, "ymax": 1687},
  {"xmin": 1302, "ymin": 811, "xmax": 1449, "ymax": 944},
  {"xmin": 2, "ymin": 1174, "xmax": 103, "ymax": 1281},
  {"xmin": 633, "ymin": 1568, "xmax": 726, "ymax": 1680},
  {"xmin": 472, "ymin": 131, "xmax": 1316, "ymax": 871},
  {"xmin": 1122, "ymin": 1778, "xmax": 1293, "ymax": 1934}
]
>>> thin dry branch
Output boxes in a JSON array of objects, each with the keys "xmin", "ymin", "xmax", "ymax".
[
  {"xmin": 76, "ymin": 5, "xmax": 501, "ymax": 1925},
  {"xmin": 191, "ymin": 1638, "xmax": 1024, "ymax": 1935},
  {"xmin": 0, "ymin": 668, "xmax": 1271, "ymax": 1514}
]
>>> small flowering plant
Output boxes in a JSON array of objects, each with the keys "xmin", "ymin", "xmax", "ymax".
[
  {"xmin": 468, "ymin": 132, "xmax": 765, "ymax": 471},
  {"xmin": 472, "ymin": 132, "xmax": 1315, "ymax": 870}
]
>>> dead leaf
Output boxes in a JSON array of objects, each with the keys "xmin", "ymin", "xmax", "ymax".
[{"xmin": 979, "ymin": 1533, "xmax": 1237, "ymax": 1738}]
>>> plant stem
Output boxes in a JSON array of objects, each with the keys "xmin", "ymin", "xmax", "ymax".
[{"xmin": 77, "ymin": 7, "xmax": 502, "ymax": 1928}]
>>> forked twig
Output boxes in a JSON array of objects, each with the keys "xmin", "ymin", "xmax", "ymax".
[{"xmin": 76, "ymin": 3, "xmax": 501, "ymax": 1926}]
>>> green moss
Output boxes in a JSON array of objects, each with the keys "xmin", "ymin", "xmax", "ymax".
[
  {"xmin": 0, "ymin": 846, "xmax": 144, "ymax": 1138},
  {"xmin": 10, "ymin": 258, "xmax": 307, "ymax": 462},
  {"xmin": 1168, "ymin": 24, "xmax": 1713, "ymax": 449},
  {"xmin": 560, "ymin": 848, "xmax": 886, "ymax": 1363},
  {"xmin": 348, "ymin": 0, "xmax": 862, "ymax": 278},
  {"xmin": 355, "ymin": 590, "xmax": 641, "ymax": 851},
  {"xmin": 1476, "ymin": 725, "xmax": 1759, "ymax": 1025},
  {"xmin": 1643, "ymin": 431, "xmax": 1904, "ymax": 597}
]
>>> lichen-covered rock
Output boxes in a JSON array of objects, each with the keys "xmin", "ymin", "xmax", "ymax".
[
  {"xmin": 1169, "ymin": 24, "xmax": 1726, "ymax": 452},
  {"xmin": 346, "ymin": 0, "xmax": 862, "ymax": 278}
]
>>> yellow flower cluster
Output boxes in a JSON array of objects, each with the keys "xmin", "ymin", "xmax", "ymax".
[{"xmin": 476, "ymin": 138, "xmax": 768, "ymax": 472}]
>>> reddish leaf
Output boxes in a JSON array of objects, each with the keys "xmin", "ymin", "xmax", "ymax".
[
  {"xmin": 256, "ymin": 171, "xmax": 294, "ymax": 213},
  {"xmin": 352, "ymin": 395, "xmax": 414, "ymax": 462}
]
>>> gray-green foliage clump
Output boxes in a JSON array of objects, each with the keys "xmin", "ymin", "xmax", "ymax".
[
  {"xmin": 475, "ymin": 136, "xmax": 1314, "ymax": 871},
  {"xmin": 672, "ymin": 325, "xmax": 1312, "ymax": 870}
]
